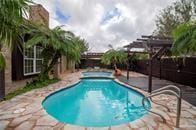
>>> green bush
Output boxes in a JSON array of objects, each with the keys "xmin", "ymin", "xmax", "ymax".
[
  {"xmin": 5, "ymin": 78, "xmax": 59, "ymax": 100},
  {"xmin": 131, "ymin": 53, "xmax": 149, "ymax": 60}
]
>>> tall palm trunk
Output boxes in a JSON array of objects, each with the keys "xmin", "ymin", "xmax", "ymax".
[
  {"xmin": 39, "ymin": 51, "xmax": 61, "ymax": 80},
  {"xmin": 0, "ymin": 45, "xmax": 5, "ymax": 70},
  {"xmin": 113, "ymin": 61, "xmax": 117, "ymax": 70}
]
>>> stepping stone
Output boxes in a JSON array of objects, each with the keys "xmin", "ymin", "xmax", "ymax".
[
  {"xmin": 0, "ymin": 113, "xmax": 20, "ymax": 120},
  {"xmin": 10, "ymin": 114, "xmax": 32, "ymax": 127},
  {"xmin": 111, "ymin": 125, "xmax": 130, "ymax": 130},
  {"xmin": 33, "ymin": 126, "xmax": 53, "ymax": 130},
  {"xmin": 15, "ymin": 121, "xmax": 35, "ymax": 130},
  {"xmin": 130, "ymin": 119, "xmax": 145, "ymax": 128},
  {"xmin": 0, "ymin": 121, "xmax": 9, "ymax": 130},
  {"xmin": 13, "ymin": 108, "xmax": 26, "ymax": 114},
  {"xmin": 64, "ymin": 125, "xmax": 85, "ymax": 130},
  {"xmin": 36, "ymin": 116, "xmax": 58, "ymax": 126},
  {"xmin": 10, "ymin": 103, "xmax": 29, "ymax": 110}
]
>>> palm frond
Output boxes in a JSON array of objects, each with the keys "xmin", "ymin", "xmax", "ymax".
[
  {"xmin": 101, "ymin": 49, "xmax": 128, "ymax": 65},
  {"xmin": 0, "ymin": 52, "xmax": 6, "ymax": 70},
  {"xmin": 172, "ymin": 22, "xmax": 196, "ymax": 56}
]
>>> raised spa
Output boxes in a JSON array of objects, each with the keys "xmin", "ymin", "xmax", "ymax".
[
  {"xmin": 42, "ymin": 73, "xmax": 150, "ymax": 127},
  {"xmin": 82, "ymin": 71, "xmax": 112, "ymax": 77}
]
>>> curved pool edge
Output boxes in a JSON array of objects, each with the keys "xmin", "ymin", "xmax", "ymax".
[
  {"xmin": 114, "ymin": 78, "xmax": 150, "ymax": 97},
  {"xmin": 42, "ymin": 77, "xmax": 152, "ymax": 129},
  {"xmin": 42, "ymin": 80, "xmax": 81, "ymax": 106}
]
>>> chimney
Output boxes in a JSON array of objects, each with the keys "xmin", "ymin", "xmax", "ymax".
[{"xmin": 29, "ymin": 4, "xmax": 49, "ymax": 27}]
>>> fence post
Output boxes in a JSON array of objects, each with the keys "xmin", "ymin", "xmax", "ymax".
[
  {"xmin": 0, "ymin": 69, "xmax": 5, "ymax": 100},
  {"xmin": 148, "ymin": 46, "xmax": 153, "ymax": 93},
  {"xmin": 159, "ymin": 59, "xmax": 162, "ymax": 79}
]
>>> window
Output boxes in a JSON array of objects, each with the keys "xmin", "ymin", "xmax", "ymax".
[{"xmin": 24, "ymin": 46, "xmax": 43, "ymax": 75}]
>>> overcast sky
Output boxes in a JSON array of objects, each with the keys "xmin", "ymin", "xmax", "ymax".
[{"xmin": 33, "ymin": 0, "xmax": 174, "ymax": 52}]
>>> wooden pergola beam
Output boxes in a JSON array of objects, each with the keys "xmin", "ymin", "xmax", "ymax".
[
  {"xmin": 152, "ymin": 47, "xmax": 167, "ymax": 59},
  {"xmin": 136, "ymin": 38, "xmax": 148, "ymax": 41},
  {"xmin": 124, "ymin": 35, "xmax": 173, "ymax": 93},
  {"xmin": 141, "ymin": 35, "xmax": 172, "ymax": 40},
  {"xmin": 130, "ymin": 51, "xmax": 148, "ymax": 53}
]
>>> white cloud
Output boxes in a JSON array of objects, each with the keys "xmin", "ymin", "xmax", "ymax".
[{"xmin": 33, "ymin": 0, "xmax": 174, "ymax": 52}]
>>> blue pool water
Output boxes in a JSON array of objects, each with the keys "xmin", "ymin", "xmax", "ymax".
[
  {"xmin": 82, "ymin": 71, "xmax": 112, "ymax": 77},
  {"xmin": 43, "ymin": 78, "xmax": 150, "ymax": 127}
]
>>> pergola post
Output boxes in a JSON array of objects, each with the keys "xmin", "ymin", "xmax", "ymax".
[
  {"xmin": 159, "ymin": 58, "xmax": 162, "ymax": 79},
  {"xmin": 127, "ymin": 47, "xmax": 130, "ymax": 80},
  {"xmin": 123, "ymin": 35, "xmax": 172, "ymax": 93},
  {"xmin": 148, "ymin": 46, "xmax": 153, "ymax": 93}
]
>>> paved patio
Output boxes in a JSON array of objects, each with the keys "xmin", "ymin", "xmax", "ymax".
[
  {"xmin": 118, "ymin": 71, "xmax": 196, "ymax": 106},
  {"xmin": 0, "ymin": 71, "xmax": 195, "ymax": 130}
]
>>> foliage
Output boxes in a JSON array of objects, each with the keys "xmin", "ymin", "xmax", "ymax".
[
  {"xmin": 25, "ymin": 24, "xmax": 71, "ymax": 79},
  {"xmin": 5, "ymin": 78, "xmax": 59, "ymax": 100},
  {"xmin": 0, "ymin": 52, "xmax": 5, "ymax": 71},
  {"xmin": 172, "ymin": 22, "xmax": 196, "ymax": 55},
  {"xmin": 154, "ymin": 6, "xmax": 180, "ymax": 37},
  {"xmin": 0, "ymin": 0, "xmax": 32, "ymax": 46},
  {"xmin": 66, "ymin": 36, "xmax": 88, "ymax": 65},
  {"xmin": 154, "ymin": 0, "xmax": 195, "ymax": 37},
  {"xmin": 131, "ymin": 53, "xmax": 149, "ymax": 60},
  {"xmin": 25, "ymin": 23, "xmax": 88, "ymax": 78},
  {"xmin": 101, "ymin": 49, "xmax": 128, "ymax": 69},
  {"xmin": 0, "ymin": 0, "xmax": 32, "ymax": 69}
]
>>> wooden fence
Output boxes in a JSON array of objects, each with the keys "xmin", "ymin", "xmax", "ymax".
[
  {"xmin": 134, "ymin": 57, "xmax": 196, "ymax": 88},
  {"xmin": 0, "ymin": 69, "xmax": 5, "ymax": 100},
  {"xmin": 79, "ymin": 57, "xmax": 196, "ymax": 87}
]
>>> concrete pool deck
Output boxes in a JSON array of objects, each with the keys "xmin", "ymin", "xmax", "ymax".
[{"xmin": 0, "ymin": 71, "xmax": 196, "ymax": 130}]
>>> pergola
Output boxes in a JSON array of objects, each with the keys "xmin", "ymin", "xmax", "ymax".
[{"xmin": 124, "ymin": 35, "xmax": 173, "ymax": 93}]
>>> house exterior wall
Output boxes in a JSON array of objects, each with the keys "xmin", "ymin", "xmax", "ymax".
[
  {"xmin": 2, "ymin": 45, "xmax": 33, "ymax": 94},
  {"xmin": 3, "ymin": 4, "xmax": 50, "ymax": 94},
  {"xmin": 51, "ymin": 56, "xmax": 76, "ymax": 78},
  {"xmin": 2, "ymin": 4, "xmax": 76, "ymax": 95}
]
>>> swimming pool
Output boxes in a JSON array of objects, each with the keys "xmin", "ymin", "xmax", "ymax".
[
  {"xmin": 82, "ymin": 71, "xmax": 112, "ymax": 77},
  {"xmin": 43, "ymin": 73, "xmax": 150, "ymax": 127}
]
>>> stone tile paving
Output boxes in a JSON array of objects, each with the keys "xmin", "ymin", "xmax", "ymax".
[{"xmin": 0, "ymin": 71, "xmax": 195, "ymax": 130}]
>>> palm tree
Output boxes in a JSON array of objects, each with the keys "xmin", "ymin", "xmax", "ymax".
[
  {"xmin": 171, "ymin": 21, "xmax": 196, "ymax": 56},
  {"xmin": 26, "ymin": 23, "xmax": 88, "ymax": 78},
  {"xmin": 25, "ymin": 23, "xmax": 74, "ymax": 79},
  {"xmin": 101, "ymin": 48, "xmax": 128, "ymax": 70},
  {"xmin": 66, "ymin": 36, "xmax": 88, "ymax": 69},
  {"xmin": 0, "ymin": 0, "xmax": 32, "ymax": 70}
]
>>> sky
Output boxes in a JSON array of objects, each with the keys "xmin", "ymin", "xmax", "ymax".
[{"xmin": 33, "ymin": 0, "xmax": 174, "ymax": 52}]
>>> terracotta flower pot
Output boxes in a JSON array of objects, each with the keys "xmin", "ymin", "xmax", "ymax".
[{"xmin": 114, "ymin": 69, "xmax": 122, "ymax": 76}]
